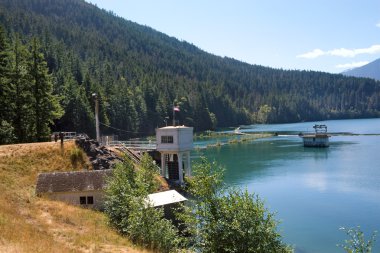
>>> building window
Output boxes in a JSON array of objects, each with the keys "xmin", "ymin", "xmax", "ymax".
[
  {"xmin": 80, "ymin": 196, "xmax": 94, "ymax": 205},
  {"xmin": 80, "ymin": 196, "xmax": 86, "ymax": 205},
  {"xmin": 87, "ymin": 196, "xmax": 94, "ymax": 205},
  {"xmin": 161, "ymin": 135, "xmax": 173, "ymax": 144}
]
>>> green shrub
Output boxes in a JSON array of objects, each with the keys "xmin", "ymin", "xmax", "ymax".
[
  {"xmin": 338, "ymin": 226, "xmax": 377, "ymax": 253},
  {"xmin": 104, "ymin": 157, "xmax": 181, "ymax": 252},
  {"xmin": 178, "ymin": 157, "xmax": 292, "ymax": 253},
  {"xmin": 69, "ymin": 147, "xmax": 85, "ymax": 169}
]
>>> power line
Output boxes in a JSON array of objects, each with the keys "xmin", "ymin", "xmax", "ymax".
[{"xmin": 99, "ymin": 122, "xmax": 148, "ymax": 134}]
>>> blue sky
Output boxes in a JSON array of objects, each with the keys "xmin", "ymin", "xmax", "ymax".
[{"xmin": 86, "ymin": 0, "xmax": 380, "ymax": 73}]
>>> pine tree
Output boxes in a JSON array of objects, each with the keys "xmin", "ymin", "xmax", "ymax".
[
  {"xmin": 29, "ymin": 37, "xmax": 63, "ymax": 141},
  {"xmin": 0, "ymin": 25, "xmax": 15, "ymax": 144},
  {"xmin": 11, "ymin": 36, "xmax": 34, "ymax": 143}
]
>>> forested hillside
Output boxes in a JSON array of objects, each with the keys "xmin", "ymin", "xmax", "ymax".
[{"xmin": 1, "ymin": 0, "xmax": 380, "ymax": 142}]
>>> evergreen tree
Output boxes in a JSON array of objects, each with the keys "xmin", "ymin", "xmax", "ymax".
[
  {"xmin": 58, "ymin": 72, "xmax": 94, "ymax": 135},
  {"xmin": 1, "ymin": 0, "xmax": 380, "ymax": 137},
  {"xmin": 0, "ymin": 25, "xmax": 15, "ymax": 144},
  {"xmin": 29, "ymin": 37, "xmax": 63, "ymax": 141},
  {"xmin": 11, "ymin": 36, "xmax": 34, "ymax": 143}
]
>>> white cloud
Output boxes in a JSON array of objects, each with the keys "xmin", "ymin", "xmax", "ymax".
[
  {"xmin": 297, "ymin": 44, "xmax": 380, "ymax": 59},
  {"xmin": 329, "ymin": 48, "xmax": 357, "ymax": 57},
  {"xmin": 335, "ymin": 61, "xmax": 369, "ymax": 69},
  {"xmin": 377, "ymin": 22, "xmax": 380, "ymax": 28},
  {"xmin": 296, "ymin": 49, "xmax": 325, "ymax": 59}
]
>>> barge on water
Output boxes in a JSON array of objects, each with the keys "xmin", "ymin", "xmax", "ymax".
[{"xmin": 300, "ymin": 124, "xmax": 330, "ymax": 147}]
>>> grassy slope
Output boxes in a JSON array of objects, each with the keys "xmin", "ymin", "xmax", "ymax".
[{"xmin": 0, "ymin": 141, "xmax": 147, "ymax": 253}]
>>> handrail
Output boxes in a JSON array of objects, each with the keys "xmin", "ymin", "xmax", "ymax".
[
  {"xmin": 108, "ymin": 140, "xmax": 157, "ymax": 149},
  {"xmin": 115, "ymin": 144, "xmax": 162, "ymax": 174}
]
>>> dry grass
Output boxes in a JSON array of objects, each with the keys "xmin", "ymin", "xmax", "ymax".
[{"xmin": 0, "ymin": 141, "xmax": 148, "ymax": 253}]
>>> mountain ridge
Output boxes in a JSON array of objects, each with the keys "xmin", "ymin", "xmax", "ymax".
[
  {"xmin": 343, "ymin": 58, "xmax": 380, "ymax": 81},
  {"xmin": 1, "ymin": 0, "xmax": 380, "ymax": 138}
]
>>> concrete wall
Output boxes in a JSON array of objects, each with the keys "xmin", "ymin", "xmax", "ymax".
[
  {"xmin": 303, "ymin": 136, "xmax": 329, "ymax": 147},
  {"xmin": 41, "ymin": 190, "xmax": 105, "ymax": 210},
  {"xmin": 156, "ymin": 126, "xmax": 193, "ymax": 152}
]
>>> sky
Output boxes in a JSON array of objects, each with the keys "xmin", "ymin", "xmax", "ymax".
[{"xmin": 86, "ymin": 0, "xmax": 380, "ymax": 74}]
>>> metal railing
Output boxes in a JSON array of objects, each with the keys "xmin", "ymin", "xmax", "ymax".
[
  {"xmin": 108, "ymin": 140, "xmax": 157, "ymax": 150},
  {"xmin": 114, "ymin": 143, "xmax": 162, "ymax": 174}
]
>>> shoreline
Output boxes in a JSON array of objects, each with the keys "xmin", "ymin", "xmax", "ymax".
[{"xmin": 194, "ymin": 133, "xmax": 273, "ymax": 150}]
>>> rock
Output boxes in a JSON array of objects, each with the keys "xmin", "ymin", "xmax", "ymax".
[{"xmin": 75, "ymin": 137, "xmax": 123, "ymax": 170}]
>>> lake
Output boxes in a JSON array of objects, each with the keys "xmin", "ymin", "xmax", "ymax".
[{"xmin": 193, "ymin": 118, "xmax": 380, "ymax": 253}]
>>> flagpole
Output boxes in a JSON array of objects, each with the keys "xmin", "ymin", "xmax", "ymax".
[{"xmin": 173, "ymin": 102, "xmax": 175, "ymax": 126}]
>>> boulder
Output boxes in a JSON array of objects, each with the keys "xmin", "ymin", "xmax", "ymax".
[{"xmin": 75, "ymin": 137, "xmax": 123, "ymax": 170}]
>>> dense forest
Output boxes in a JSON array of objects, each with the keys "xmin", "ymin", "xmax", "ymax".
[{"xmin": 1, "ymin": 0, "xmax": 380, "ymax": 143}]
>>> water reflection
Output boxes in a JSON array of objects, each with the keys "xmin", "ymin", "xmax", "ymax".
[
  {"xmin": 304, "ymin": 172, "xmax": 328, "ymax": 192},
  {"xmin": 197, "ymin": 119, "xmax": 380, "ymax": 253}
]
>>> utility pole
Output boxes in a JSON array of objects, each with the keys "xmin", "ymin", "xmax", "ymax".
[{"xmin": 92, "ymin": 93, "xmax": 100, "ymax": 142}]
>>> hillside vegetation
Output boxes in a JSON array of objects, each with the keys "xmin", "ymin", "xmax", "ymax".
[
  {"xmin": 0, "ymin": 141, "xmax": 147, "ymax": 253},
  {"xmin": 1, "ymin": 0, "xmax": 380, "ymax": 141}
]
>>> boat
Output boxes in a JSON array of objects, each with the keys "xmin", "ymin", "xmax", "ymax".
[
  {"xmin": 234, "ymin": 127, "xmax": 244, "ymax": 135},
  {"xmin": 301, "ymin": 124, "xmax": 330, "ymax": 147}
]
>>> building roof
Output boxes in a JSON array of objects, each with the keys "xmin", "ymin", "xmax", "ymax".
[
  {"xmin": 145, "ymin": 190, "xmax": 187, "ymax": 207},
  {"xmin": 158, "ymin": 125, "xmax": 193, "ymax": 130},
  {"xmin": 36, "ymin": 169, "xmax": 113, "ymax": 195}
]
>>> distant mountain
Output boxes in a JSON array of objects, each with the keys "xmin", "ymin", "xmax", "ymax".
[
  {"xmin": 344, "ymin": 58, "xmax": 380, "ymax": 81},
  {"xmin": 1, "ymin": 0, "xmax": 380, "ymax": 138}
]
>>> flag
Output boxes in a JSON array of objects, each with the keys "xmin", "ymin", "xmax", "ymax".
[{"xmin": 173, "ymin": 106, "xmax": 180, "ymax": 112}]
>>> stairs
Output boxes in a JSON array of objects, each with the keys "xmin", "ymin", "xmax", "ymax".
[
  {"xmin": 116, "ymin": 146, "xmax": 142, "ymax": 164},
  {"xmin": 116, "ymin": 145, "xmax": 162, "ymax": 174}
]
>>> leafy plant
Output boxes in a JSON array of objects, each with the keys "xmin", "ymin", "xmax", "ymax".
[
  {"xmin": 138, "ymin": 153, "xmax": 160, "ymax": 193},
  {"xmin": 178, "ymin": 157, "xmax": 292, "ymax": 253},
  {"xmin": 104, "ymin": 155, "xmax": 181, "ymax": 252},
  {"xmin": 69, "ymin": 147, "xmax": 85, "ymax": 169},
  {"xmin": 338, "ymin": 226, "xmax": 377, "ymax": 253}
]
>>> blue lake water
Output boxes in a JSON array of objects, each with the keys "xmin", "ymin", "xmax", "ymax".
[{"xmin": 193, "ymin": 118, "xmax": 380, "ymax": 253}]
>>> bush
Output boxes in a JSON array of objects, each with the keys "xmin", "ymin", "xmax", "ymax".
[
  {"xmin": 128, "ymin": 201, "xmax": 182, "ymax": 252},
  {"xmin": 178, "ymin": 157, "xmax": 292, "ymax": 253},
  {"xmin": 104, "ymin": 155, "xmax": 181, "ymax": 252},
  {"xmin": 105, "ymin": 155, "xmax": 291, "ymax": 252},
  {"xmin": 338, "ymin": 226, "xmax": 377, "ymax": 253},
  {"xmin": 139, "ymin": 153, "xmax": 160, "ymax": 193},
  {"xmin": 69, "ymin": 147, "xmax": 85, "ymax": 169}
]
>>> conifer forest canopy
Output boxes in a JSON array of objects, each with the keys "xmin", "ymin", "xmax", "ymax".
[{"xmin": 1, "ymin": 0, "xmax": 380, "ymax": 142}]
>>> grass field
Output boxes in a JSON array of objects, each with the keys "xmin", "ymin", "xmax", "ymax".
[{"xmin": 0, "ymin": 141, "xmax": 147, "ymax": 253}]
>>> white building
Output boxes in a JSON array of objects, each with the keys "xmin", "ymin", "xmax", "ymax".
[{"xmin": 156, "ymin": 126, "xmax": 193, "ymax": 184}]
